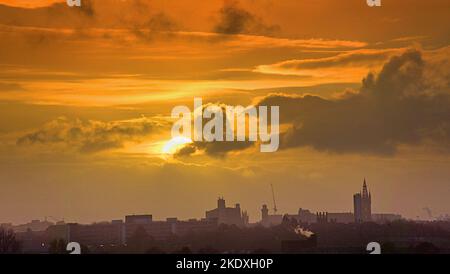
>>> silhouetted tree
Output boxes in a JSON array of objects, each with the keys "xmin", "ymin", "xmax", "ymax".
[
  {"xmin": 127, "ymin": 226, "xmax": 156, "ymax": 252},
  {"xmin": 0, "ymin": 228, "xmax": 21, "ymax": 254}
]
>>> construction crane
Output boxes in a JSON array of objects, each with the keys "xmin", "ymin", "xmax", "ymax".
[{"xmin": 270, "ymin": 183, "xmax": 278, "ymax": 214}]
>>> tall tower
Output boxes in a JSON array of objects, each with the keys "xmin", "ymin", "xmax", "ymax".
[
  {"xmin": 361, "ymin": 179, "xmax": 372, "ymax": 222},
  {"xmin": 354, "ymin": 179, "xmax": 372, "ymax": 223},
  {"xmin": 353, "ymin": 193, "xmax": 362, "ymax": 223},
  {"xmin": 261, "ymin": 204, "xmax": 269, "ymax": 221},
  {"xmin": 218, "ymin": 197, "xmax": 226, "ymax": 209}
]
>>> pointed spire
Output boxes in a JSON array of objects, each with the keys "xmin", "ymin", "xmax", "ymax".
[{"xmin": 362, "ymin": 178, "xmax": 369, "ymax": 198}]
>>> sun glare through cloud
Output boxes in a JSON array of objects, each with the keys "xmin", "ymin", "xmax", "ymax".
[{"xmin": 162, "ymin": 136, "xmax": 193, "ymax": 155}]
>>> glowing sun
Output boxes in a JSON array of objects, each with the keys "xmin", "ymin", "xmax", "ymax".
[{"xmin": 162, "ymin": 136, "xmax": 193, "ymax": 154}]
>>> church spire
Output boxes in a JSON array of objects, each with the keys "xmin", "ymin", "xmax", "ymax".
[{"xmin": 362, "ymin": 178, "xmax": 369, "ymax": 198}]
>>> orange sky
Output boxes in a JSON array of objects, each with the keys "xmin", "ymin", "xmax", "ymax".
[
  {"xmin": 0, "ymin": 0, "xmax": 62, "ymax": 7},
  {"xmin": 0, "ymin": 0, "xmax": 449, "ymax": 224}
]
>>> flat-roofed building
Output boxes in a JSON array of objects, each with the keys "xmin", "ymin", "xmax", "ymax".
[{"xmin": 67, "ymin": 222, "xmax": 124, "ymax": 246}]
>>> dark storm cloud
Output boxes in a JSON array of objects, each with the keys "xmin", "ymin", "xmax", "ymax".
[
  {"xmin": 173, "ymin": 50, "xmax": 450, "ymax": 158},
  {"xmin": 17, "ymin": 116, "xmax": 168, "ymax": 153},
  {"xmin": 257, "ymin": 50, "xmax": 450, "ymax": 155},
  {"xmin": 130, "ymin": 12, "xmax": 179, "ymax": 41},
  {"xmin": 178, "ymin": 49, "xmax": 450, "ymax": 157},
  {"xmin": 214, "ymin": 0, "xmax": 280, "ymax": 35},
  {"xmin": 174, "ymin": 102, "xmax": 256, "ymax": 158},
  {"xmin": 0, "ymin": 0, "xmax": 177, "ymax": 33},
  {"xmin": 176, "ymin": 141, "xmax": 254, "ymax": 158},
  {"xmin": 174, "ymin": 144, "xmax": 198, "ymax": 157}
]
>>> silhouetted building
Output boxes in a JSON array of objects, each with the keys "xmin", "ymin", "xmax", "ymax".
[
  {"xmin": 242, "ymin": 211, "xmax": 250, "ymax": 226},
  {"xmin": 286, "ymin": 208, "xmax": 316, "ymax": 224},
  {"xmin": 43, "ymin": 214, "xmax": 220, "ymax": 249},
  {"xmin": 354, "ymin": 179, "xmax": 372, "ymax": 223},
  {"xmin": 15, "ymin": 230, "xmax": 48, "ymax": 253},
  {"xmin": 68, "ymin": 221, "xmax": 124, "ymax": 246},
  {"xmin": 260, "ymin": 204, "xmax": 283, "ymax": 227},
  {"xmin": 171, "ymin": 218, "xmax": 218, "ymax": 235},
  {"xmin": 125, "ymin": 215, "xmax": 152, "ymax": 224},
  {"xmin": 297, "ymin": 208, "xmax": 317, "ymax": 223},
  {"xmin": 328, "ymin": 213, "xmax": 355, "ymax": 224},
  {"xmin": 46, "ymin": 223, "xmax": 69, "ymax": 242},
  {"xmin": 262, "ymin": 204, "xmax": 269, "ymax": 220},
  {"xmin": 316, "ymin": 212, "xmax": 328, "ymax": 223},
  {"xmin": 206, "ymin": 197, "xmax": 246, "ymax": 226}
]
